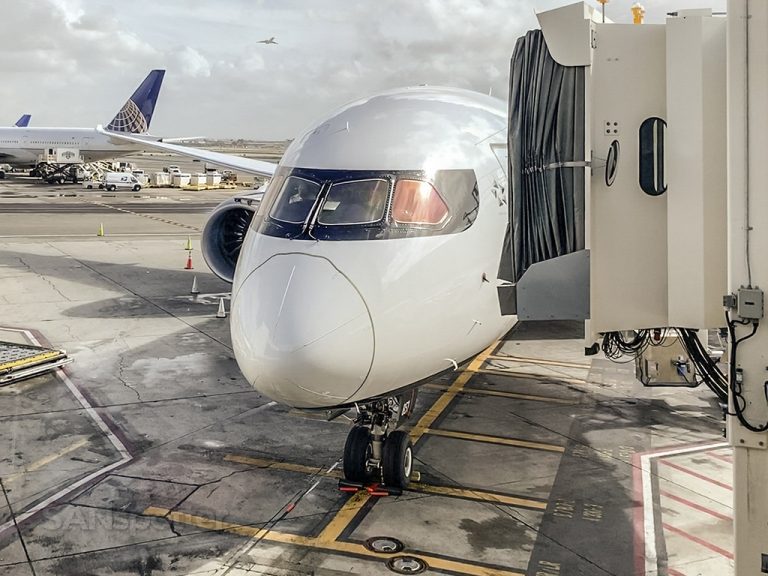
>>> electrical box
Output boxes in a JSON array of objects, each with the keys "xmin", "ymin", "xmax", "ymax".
[
  {"xmin": 737, "ymin": 287, "xmax": 764, "ymax": 320},
  {"xmin": 635, "ymin": 336, "xmax": 696, "ymax": 386}
]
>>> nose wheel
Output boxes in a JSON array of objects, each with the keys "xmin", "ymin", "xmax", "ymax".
[
  {"xmin": 382, "ymin": 430, "xmax": 413, "ymax": 488},
  {"xmin": 343, "ymin": 425, "xmax": 372, "ymax": 482},
  {"xmin": 341, "ymin": 391, "xmax": 417, "ymax": 490}
]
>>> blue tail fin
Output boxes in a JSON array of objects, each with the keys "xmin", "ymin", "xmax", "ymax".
[
  {"xmin": 14, "ymin": 114, "xmax": 31, "ymax": 127},
  {"xmin": 106, "ymin": 69, "xmax": 165, "ymax": 133}
]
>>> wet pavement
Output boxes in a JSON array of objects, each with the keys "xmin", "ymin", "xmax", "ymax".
[{"xmin": 0, "ymin": 176, "xmax": 731, "ymax": 575}]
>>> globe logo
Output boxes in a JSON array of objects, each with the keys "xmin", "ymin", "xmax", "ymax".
[{"xmin": 106, "ymin": 99, "xmax": 148, "ymax": 133}]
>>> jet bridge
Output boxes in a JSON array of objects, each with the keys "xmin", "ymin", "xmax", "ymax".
[
  {"xmin": 506, "ymin": 3, "xmax": 767, "ymax": 574},
  {"xmin": 504, "ymin": 2, "xmax": 727, "ymax": 341}
]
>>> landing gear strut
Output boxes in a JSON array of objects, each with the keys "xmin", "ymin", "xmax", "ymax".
[{"xmin": 342, "ymin": 389, "xmax": 417, "ymax": 490}]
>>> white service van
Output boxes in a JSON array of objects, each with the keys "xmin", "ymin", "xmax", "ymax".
[{"xmin": 102, "ymin": 172, "xmax": 142, "ymax": 192}]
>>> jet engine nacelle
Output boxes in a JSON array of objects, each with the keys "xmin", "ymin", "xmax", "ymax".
[{"xmin": 201, "ymin": 193, "xmax": 260, "ymax": 283}]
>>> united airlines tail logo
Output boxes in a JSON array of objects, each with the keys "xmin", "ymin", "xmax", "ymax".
[{"xmin": 106, "ymin": 99, "xmax": 149, "ymax": 134}]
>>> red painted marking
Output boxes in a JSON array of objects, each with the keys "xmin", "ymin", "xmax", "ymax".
[
  {"xmin": 663, "ymin": 522, "xmax": 733, "ymax": 559},
  {"xmin": 659, "ymin": 460, "xmax": 732, "ymax": 491},
  {"xmin": 632, "ymin": 453, "xmax": 646, "ymax": 576},
  {"xmin": 339, "ymin": 487, "xmax": 358, "ymax": 493},
  {"xmin": 706, "ymin": 450, "xmax": 733, "ymax": 464},
  {"xmin": 660, "ymin": 490, "xmax": 733, "ymax": 521},
  {"xmin": 285, "ymin": 503, "xmax": 295, "ymax": 513},
  {"xmin": 668, "ymin": 568, "xmax": 686, "ymax": 576}
]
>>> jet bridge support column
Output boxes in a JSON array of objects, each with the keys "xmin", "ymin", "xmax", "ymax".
[{"xmin": 727, "ymin": 2, "xmax": 768, "ymax": 574}]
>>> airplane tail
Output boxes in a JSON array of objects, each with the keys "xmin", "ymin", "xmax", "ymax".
[
  {"xmin": 106, "ymin": 69, "xmax": 165, "ymax": 134},
  {"xmin": 14, "ymin": 114, "xmax": 31, "ymax": 127}
]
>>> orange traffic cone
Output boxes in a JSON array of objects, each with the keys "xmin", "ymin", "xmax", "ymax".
[{"xmin": 185, "ymin": 251, "xmax": 193, "ymax": 270}]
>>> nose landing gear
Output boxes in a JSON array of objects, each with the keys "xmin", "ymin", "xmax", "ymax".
[{"xmin": 341, "ymin": 390, "xmax": 417, "ymax": 490}]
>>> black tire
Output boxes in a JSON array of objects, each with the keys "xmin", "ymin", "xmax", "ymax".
[
  {"xmin": 132, "ymin": 185, "xmax": 141, "ymax": 192},
  {"xmin": 343, "ymin": 426, "xmax": 371, "ymax": 483},
  {"xmin": 108, "ymin": 185, "xmax": 116, "ymax": 192},
  {"xmin": 382, "ymin": 430, "xmax": 413, "ymax": 489}
]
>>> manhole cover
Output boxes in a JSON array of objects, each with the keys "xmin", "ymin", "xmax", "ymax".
[
  {"xmin": 386, "ymin": 556, "xmax": 427, "ymax": 574},
  {"xmin": 364, "ymin": 536, "xmax": 404, "ymax": 554}
]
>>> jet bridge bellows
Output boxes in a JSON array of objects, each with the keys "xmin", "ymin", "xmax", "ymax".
[
  {"xmin": 507, "ymin": 29, "xmax": 586, "ymax": 283},
  {"xmin": 503, "ymin": 28, "xmax": 589, "ymax": 320}
]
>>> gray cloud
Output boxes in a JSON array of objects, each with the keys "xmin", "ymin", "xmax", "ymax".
[{"xmin": 0, "ymin": 0, "xmax": 726, "ymax": 139}]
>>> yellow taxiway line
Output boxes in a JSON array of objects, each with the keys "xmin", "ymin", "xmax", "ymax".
[
  {"xmin": 424, "ymin": 382, "xmax": 577, "ymax": 405},
  {"xmin": 223, "ymin": 454, "xmax": 547, "ymax": 510},
  {"xmin": 409, "ymin": 340, "xmax": 499, "ymax": 444},
  {"xmin": 486, "ymin": 354, "xmax": 591, "ymax": 370},
  {"xmin": 476, "ymin": 367, "xmax": 590, "ymax": 385},
  {"xmin": 4, "ymin": 437, "xmax": 89, "ymax": 483},
  {"xmin": 159, "ymin": 340, "xmax": 538, "ymax": 575},
  {"xmin": 143, "ymin": 505, "xmax": 525, "ymax": 576},
  {"xmin": 423, "ymin": 428, "xmax": 566, "ymax": 453}
]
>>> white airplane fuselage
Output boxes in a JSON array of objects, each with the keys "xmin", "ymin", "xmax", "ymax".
[
  {"xmin": 229, "ymin": 87, "xmax": 515, "ymax": 409},
  {"xmin": 0, "ymin": 127, "xmax": 147, "ymax": 166}
]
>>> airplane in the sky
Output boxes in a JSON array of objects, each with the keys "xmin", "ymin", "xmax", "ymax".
[
  {"xmin": 257, "ymin": 36, "xmax": 277, "ymax": 44},
  {"xmin": 100, "ymin": 86, "xmax": 512, "ymax": 491},
  {"xmin": 13, "ymin": 114, "xmax": 31, "ymax": 127},
  {"xmin": 0, "ymin": 70, "xmax": 166, "ymax": 179}
]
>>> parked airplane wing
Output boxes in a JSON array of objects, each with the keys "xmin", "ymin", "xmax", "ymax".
[{"xmin": 96, "ymin": 126, "xmax": 277, "ymax": 177}]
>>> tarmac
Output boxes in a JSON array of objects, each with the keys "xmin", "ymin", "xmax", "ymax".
[{"xmin": 0, "ymin": 172, "xmax": 732, "ymax": 575}]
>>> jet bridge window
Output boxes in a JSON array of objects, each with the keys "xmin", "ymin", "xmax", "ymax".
[
  {"xmin": 270, "ymin": 176, "xmax": 322, "ymax": 224},
  {"xmin": 317, "ymin": 179, "xmax": 390, "ymax": 225}
]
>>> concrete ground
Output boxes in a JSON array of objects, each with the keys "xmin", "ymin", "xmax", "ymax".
[{"xmin": 0, "ymin": 175, "xmax": 731, "ymax": 575}]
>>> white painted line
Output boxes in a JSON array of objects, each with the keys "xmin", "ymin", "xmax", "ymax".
[
  {"xmin": 0, "ymin": 328, "xmax": 133, "ymax": 538},
  {"xmin": 640, "ymin": 441, "xmax": 727, "ymax": 574}
]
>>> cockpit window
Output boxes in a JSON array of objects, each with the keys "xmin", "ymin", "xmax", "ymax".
[
  {"xmin": 253, "ymin": 168, "xmax": 479, "ymax": 241},
  {"xmin": 318, "ymin": 179, "xmax": 389, "ymax": 225},
  {"xmin": 392, "ymin": 180, "xmax": 449, "ymax": 226},
  {"xmin": 270, "ymin": 176, "xmax": 322, "ymax": 224}
]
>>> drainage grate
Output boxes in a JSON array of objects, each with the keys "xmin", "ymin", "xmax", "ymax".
[
  {"xmin": 364, "ymin": 536, "xmax": 404, "ymax": 554},
  {"xmin": 386, "ymin": 556, "xmax": 427, "ymax": 574}
]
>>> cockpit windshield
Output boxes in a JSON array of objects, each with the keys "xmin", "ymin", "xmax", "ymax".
[
  {"xmin": 270, "ymin": 176, "xmax": 322, "ymax": 224},
  {"xmin": 318, "ymin": 179, "xmax": 389, "ymax": 225},
  {"xmin": 253, "ymin": 168, "xmax": 479, "ymax": 241}
]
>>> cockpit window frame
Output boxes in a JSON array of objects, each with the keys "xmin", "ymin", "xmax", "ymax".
[
  {"xmin": 252, "ymin": 167, "xmax": 479, "ymax": 242},
  {"xmin": 269, "ymin": 175, "xmax": 324, "ymax": 225},
  {"xmin": 316, "ymin": 178, "xmax": 392, "ymax": 227}
]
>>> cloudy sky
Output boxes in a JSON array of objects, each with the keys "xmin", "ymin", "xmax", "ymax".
[{"xmin": 0, "ymin": 0, "xmax": 726, "ymax": 140}]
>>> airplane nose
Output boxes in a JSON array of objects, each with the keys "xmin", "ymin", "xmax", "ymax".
[{"xmin": 230, "ymin": 254, "xmax": 374, "ymax": 408}]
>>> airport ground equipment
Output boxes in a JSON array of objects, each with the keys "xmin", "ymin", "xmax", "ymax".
[
  {"xmin": 31, "ymin": 147, "xmax": 86, "ymax": 184},
  {"xmin": 0, "ymin": 341, "xmax": 71, "ymax": 385},
  {"xmin": 508, "ymin": 3, "xmax": 765, "ymax": 573}
]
